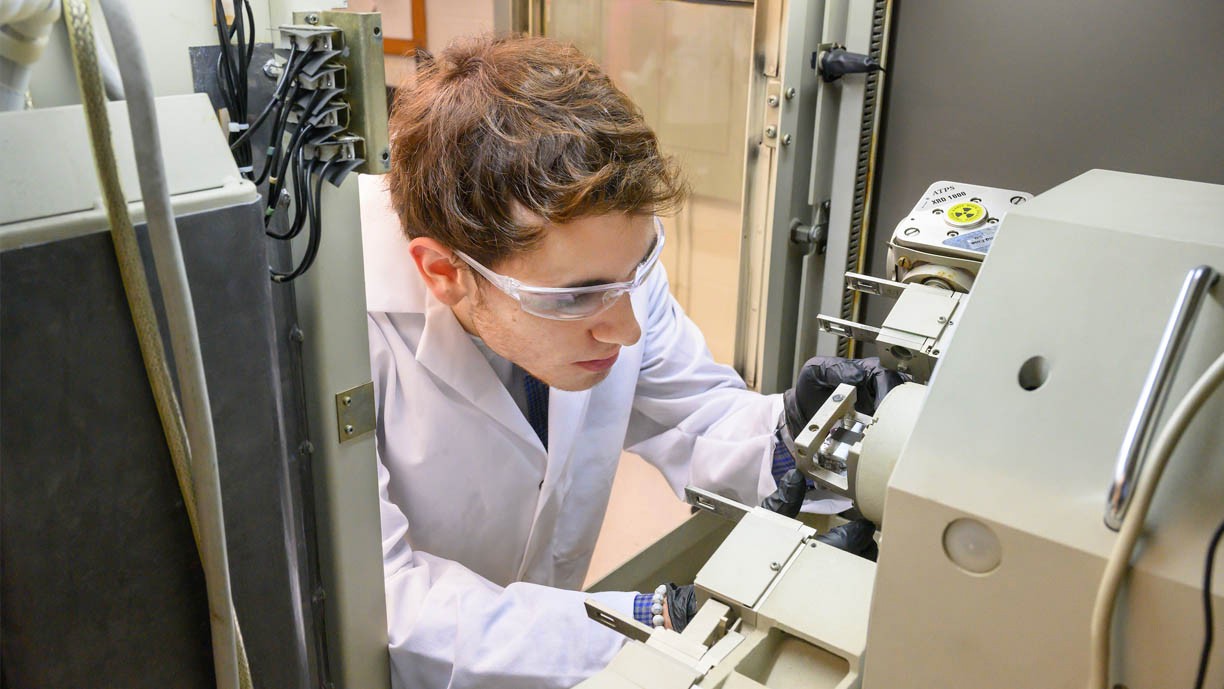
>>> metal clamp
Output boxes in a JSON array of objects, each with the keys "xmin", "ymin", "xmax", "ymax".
[{"xmin": 1105, "ymin": 265, "xmax": 1219, "ymax": 531}]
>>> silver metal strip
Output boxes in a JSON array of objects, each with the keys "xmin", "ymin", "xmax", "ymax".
[{"xmin": 1105, "ymin": 264, "xmax": 1219, "ymax": 530}]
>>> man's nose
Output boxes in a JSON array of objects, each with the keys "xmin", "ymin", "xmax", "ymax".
[{"xmin": 590, "ymin": 293, "xmax": 641, "ymax": 347}]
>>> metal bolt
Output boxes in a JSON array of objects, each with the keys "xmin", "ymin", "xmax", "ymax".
[
  {"xmin": 767, "ymin": 94, "xmax": 779, "ymax": 107},
  {"xmin": 343, "ymin": 396, "xmax": 353, "ymax": 407},
  {"xmin": 1010, "ymin": 195, "xmax": 1027, "ymax": 205},
  {"xmin": 785, "ymin": 87, "xmax": 796, "ymax": 99},
  {"xmin": 832, "ymin": 394, "xmax": 845, "ymax": 402},
  {"xmin": 305, "ymin": 13, "xmax": 319, "ymax": 24},
  {"xmin": 903, "ymin": 227, "xmax": 920, "ymax": 236},
  {"xmin": 765, "ymin": 125, "xmax": 777, "ymax": 138},
  {"xmin": 781, "ymin": 134, "xmax": 792, "ymax": 146},
  {"xmin": 289, "ymin": 326, "xmax": 305, "ymax": 343},
  {"xmin": 344, "ymin": 424, "xmax": 355, "ymax": 435},
  {"xmin": 769, "ymin": 561, "xmax": 781, "ymax": 571}
]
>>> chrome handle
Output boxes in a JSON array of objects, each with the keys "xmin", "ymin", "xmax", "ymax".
[{"xmin": 1105, "ymin": 265, "xmax": 1219, "ymax": 531}]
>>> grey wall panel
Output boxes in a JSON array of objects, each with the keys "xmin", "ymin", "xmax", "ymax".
[
  {"xmin": 866, "ymin": 0, "xmax": 1224, "ymax": 326},
  {"xmin": 1, "ymin": 202, "xmax": 316, "ymax": 689}
]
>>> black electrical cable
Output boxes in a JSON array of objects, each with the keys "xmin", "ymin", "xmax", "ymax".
[
  {"xmin": 265, "ymin": 90, "xmax": 334, "ymax": 226},
  {"xmin": 1192, "ymin": 515, "xmax": 1224, "ymax": 689},
  {"xmin": 267, "ymin": 145, "xmax": 311, "ymax": 241},
  {"xmin": 229, "ymin": 45, "xmax": 302, "ymax": 151},
  {"xmin": 254, "ymin": 77, "xmax": 302, "ymax": 185},
  {"xmin": 214, "ymin": 0, "xmax": 260, "ymax": 177},
  {"xmin": 271, "ymin": 158, "xmax": 333, "ymax": 283}
]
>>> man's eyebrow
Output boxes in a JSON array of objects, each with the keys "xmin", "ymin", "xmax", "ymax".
[{"xmin": 556, "ymin": 235, "xmax": 657, "ymax": 289}]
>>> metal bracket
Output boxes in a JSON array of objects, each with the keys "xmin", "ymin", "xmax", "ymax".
[
  {"xmin": 762, "ymin": 78, "xmax": 781, "ymax": 147},
  {"xmin": 585, "ymin": 598, "xmax": 652, "ymax": 643},
  {"xmin": 686, "ymin": 486, "xmax": 751, "ymax": 523},
  {"xmin": 844, "ymin": 271, "xmax": 906, "ymax": 299},
  {"xmin": 334, "ymin": 381, "xmax": 375, "ymax": 443},
  {"xmin": 817, "ymin": 315, "xmax": 881, "ymax": 343}
]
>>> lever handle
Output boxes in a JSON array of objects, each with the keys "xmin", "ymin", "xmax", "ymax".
[{"xmin": 1105, "ymin": 265, "xmax": 1219, "ymax": 531}]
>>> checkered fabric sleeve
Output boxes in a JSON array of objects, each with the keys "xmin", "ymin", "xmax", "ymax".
[
  {"xmin": 771, "ymin": 427, "xmax": 797, "ymax": 484},
  {"xmin": 632, "ymin": 593, "xmax": 655, "ymax": 626}
]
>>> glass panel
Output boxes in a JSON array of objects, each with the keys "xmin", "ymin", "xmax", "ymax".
[{"xmin": 547, "ymin": 0, "xmax": 753, "ymax": 365}]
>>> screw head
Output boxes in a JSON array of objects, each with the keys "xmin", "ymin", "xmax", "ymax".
[
  {"xmin": 306, "ymin": 13, "xmax": 319, "ymax": 24},
  {"xmin": 765, "ymin": 125, "xmax": 777, "ymax": 138},
  {"xmin": 343, "ymin": 396, "xmax": 353, "ymax": 406},
  {"xmin": 785, "ymin": 87, "xmax": 796, "ymax": 99},
  {"xmin": 767, "ymin": 94, "xmax": 779, "ymax": 107},
  {"xmin": 903, "ymin": 227, "xmax": 920, "ymax": 236},
  {"xmin": 832, "ymin": 394, "xmax": 845, "ymax": 402},
  {"xmin": 769, "ymin": 561, "xmax": 781, "ymax": 571},
  {"xmin": 937, "ymin": 316, "xmax": 947, "ymax": 323},
  {"xmin": 781, "ymin": 134, "xmax": 792, "ymax": 145},
  {"xmin": 344, "ymin": 424, "xmax": 355, "ymax": 435}
]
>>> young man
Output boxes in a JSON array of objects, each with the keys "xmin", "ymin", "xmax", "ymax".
[{"xmin": 361, "ymin": 34, "xmax": 898, "ymax": 689}]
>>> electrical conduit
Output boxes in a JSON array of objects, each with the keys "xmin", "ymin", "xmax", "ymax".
[{"xmin": 61, "ymin": 1, "xmax": 250, "ymax": 688}]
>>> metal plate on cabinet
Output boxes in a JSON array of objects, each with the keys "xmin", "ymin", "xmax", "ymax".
[{"xmin": 335, "ymin": 381, "xmax": 375, "ymax": 443}]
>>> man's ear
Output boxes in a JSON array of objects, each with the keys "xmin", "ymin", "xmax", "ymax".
[{"xmin": 408, "ymin": 237, "xmax": 470, "ymax": 306}]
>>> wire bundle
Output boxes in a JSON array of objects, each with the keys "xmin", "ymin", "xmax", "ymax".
[
  {"xmin": 217, "ymin": 11, "xmax": 366, "ymax": 283},
  {"xmin": 257, "ymin": 37, "xmax": 363, "ymax": 282},
  {"xmin": 214, "ymin": 0, "xmax": 256, "ymax": 177}
]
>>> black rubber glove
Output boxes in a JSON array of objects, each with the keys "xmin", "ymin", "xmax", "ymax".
[
  {"xmin": 665, "ymin": 583, "xmax": 696, "ymax": 633},
  {"xmin": 815, "ymin": 518, "xmax": 879, "ymax": 561},
  {"xmin": 759, "ymin": 468, "xmax": 807, "ymax": 518},
  {"xmin": 782, "ymin": 356, "xmax": 907, "ymax": 441},
  {"xmin": 763, "ymin": 357, "xmax": 906, "ymax": 518}
]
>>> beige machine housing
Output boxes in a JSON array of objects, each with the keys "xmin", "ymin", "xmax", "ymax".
[{"xmin": 583, "ymin": 170, "xmax": 1224, "ymax": 689}]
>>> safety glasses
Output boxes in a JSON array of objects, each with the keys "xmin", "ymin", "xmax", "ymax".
[{"xmin": 453, "ymin": 217, "xmax": 665, "ymax": 321}]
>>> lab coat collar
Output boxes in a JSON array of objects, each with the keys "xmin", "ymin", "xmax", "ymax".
[
  {"xmin": 360, "ymin": 173, "xmax": 425, "ymax": 314},
  {"xmin": 415, "ymin": 296, "xmax": 555, "ymax": 457}
]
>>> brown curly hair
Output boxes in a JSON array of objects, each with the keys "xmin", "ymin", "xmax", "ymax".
[{"xmin": 386, "ymin": 34, "xmax": 687, "ymax": 268}]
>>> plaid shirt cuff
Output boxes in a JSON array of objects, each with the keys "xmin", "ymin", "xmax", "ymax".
[
  {"xmin": 632, "ymin": 593, "xmax": 656, "ymax": 626},
  {"xmin": 771, "ymin": 428, "xmax": 797, "ymax": 484}
]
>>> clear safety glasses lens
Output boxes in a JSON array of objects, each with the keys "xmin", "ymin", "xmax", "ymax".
[
  {"xmin": 454, "ymin": 218, "xmax": 665, "ymax": 320},
  {"xmin": 517, "ymin": 287, "xmax": 631, "ymax": 320}
]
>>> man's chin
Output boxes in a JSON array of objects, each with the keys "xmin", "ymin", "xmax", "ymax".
[{"xmin": 546, "ymin": 367, "xmax": 612, "ymax": 392}]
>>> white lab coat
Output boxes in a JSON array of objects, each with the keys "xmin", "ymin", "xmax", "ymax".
[{"xmin": 359, "ymin": 177, "xmax": 785, "ymax": 689}]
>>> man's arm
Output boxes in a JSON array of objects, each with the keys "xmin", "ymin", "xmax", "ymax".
[
  {"xmin": 377, "ymin": 459, "xmax": 633, "ymax": 689},
  {"xmin": 623, "ymin": 266, "xmax": 795, "ymax": 507}
]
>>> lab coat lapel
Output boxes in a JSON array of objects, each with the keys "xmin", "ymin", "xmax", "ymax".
[
  {"xmin": 415, "ymin": 298, "xmax": 547, "ymax": 454},
  {"xmin": 515, "ymin": 386, "xmax": 590, "ymax": 581}
]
